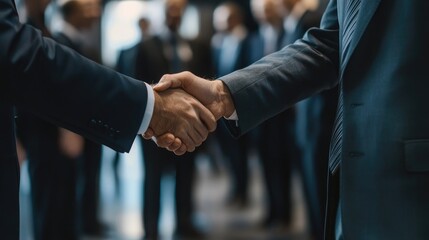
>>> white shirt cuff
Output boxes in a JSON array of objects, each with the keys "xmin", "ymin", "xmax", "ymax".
[
  {"xmin": 224, "ymin": 110, "xmax": 238, "ymax": 120},
  {"xmin": 138, "ymin": 83, "xmax": 155, "ymax": 134}
]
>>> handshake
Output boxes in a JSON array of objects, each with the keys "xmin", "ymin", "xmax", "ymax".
[{"xmin": 144, "ymin": 71, "xmax": 236, "ymax": 155}]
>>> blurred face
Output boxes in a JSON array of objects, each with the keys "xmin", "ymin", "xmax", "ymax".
[
  {"xmin": 40, "ymin": 0, "xmax": 51, "ymax": 11},
  {"xmin": 263, "ymin": 0, "xmax": 283, "ymax": 24},
  {"xmin": 72, "ymin": 0, "xmax": 101, "ymax": 29},
  {"xmin": 283, "ymin": 0, "xmax": 299, "ymax": 12},
  {"xmin": 251, "ymin": 0, "xmax": 283, "ymax": 25},
  {"xmin": 213, "ymin": 4, "xmax": 242, "ymax": 33},
  {"xmin": 213, "ymin": 5, "xmax": 230, "ymax": 32},
  {"xmin": 25, "ymin": 0, "xmax": 51, "ymax": 15},
  {"xmin": 81, "ymin": 0, "xmax": 101, "ymax": 28},
  {"xmin": 139, "ymin": 18, "xmax": 150, "ymax": 35},
  {"xmin": 165, "ymin": 0, "xmax": 188, "ymax": 32}
]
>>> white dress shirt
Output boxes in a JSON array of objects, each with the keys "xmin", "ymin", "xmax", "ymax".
[{"xmin": 138, "ymin": 84, "xmax": 155, "ymax": 134}]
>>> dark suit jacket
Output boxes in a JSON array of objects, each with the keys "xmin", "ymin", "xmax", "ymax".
[
  {"xmin": 221, "ymin": 0, "xmax": 429, "ymax": 239},
  {"xmin": 135, "ymin": 35, "xmax": 212, "ymax": 84},
  {"xmin": 0, "ymin": 1, "xmax": 148, "ymax": 238},
  {"xmin": 116, "ymin": 43, "xmax": 140, "ymax": 78}
]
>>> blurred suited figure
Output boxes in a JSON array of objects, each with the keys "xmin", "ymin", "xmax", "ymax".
[
  {"xmin": 22, "ymin": 0, "xmax": 51, "ymax": 35},
  {"xmin": 54, "ymin": 0, "xmax": 106, "ymax": 237},
  {"xmin": 212, "ymin": 2, "xmax": 248, "ymax": 76},
  {"xmin": 116, "ymin": 17, "xmax": 151, "ymax": 77},
  {"xmin": 114, "ymin": 16, "xmax": 151, "ymax": 198},
  {"xmin": 211, "ymin": 2, "xmax": 251, "ymax": 208},
  {"xmin": 247, "ymin": 0, "xmax": 298, "ymax": 230},
  {"xmin": 15, "ymin": 0, "xmax": 84, "ymax": 239},
  {"xmin": 282, "ymin": 0, "xmax": 335, "ymax": 239},
  {"xmin": 282, "ymin": 0, "xmax": 322, "ymax": 44},
  {"xmin": 134, "ymin": 0, "xmax": 211, "ymax": 239}
]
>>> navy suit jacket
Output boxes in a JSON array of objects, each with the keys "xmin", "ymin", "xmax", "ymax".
[
  {"xmin": 221, "ymin": 0, "xmax": 429, "ymax": 239},
  {"xmin": 116, "ymin": 43, "xmax": 140, "ymax": 78},
  {"xmin": 0, "ymin": 1, "xmax": 148, "ymax": 238}
]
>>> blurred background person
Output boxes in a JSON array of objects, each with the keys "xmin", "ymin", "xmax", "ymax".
[
  {"xmin": 116, "ymin": 16, "xmax": 151, "ymax": 78},
  {"xmin": 211, "ymin": 1, "xmax": 251, "ymax": 209},
  {"xmin": 114, "ymin": 16, "xmax": 151, "ymax": 197},
  {"xmin": 133, "ymin": 0, "xmax": 211, "ymax": 239},
  {"xmin": 282, "ymin": 0, "xmax": 335, "ymax": 239},
  {"xmin": 54, "ymin": 0, "xmax": 108, "ymax": 237},
  {"xmin": 248, "ymin": 0, "xmax": 298, "ymax": 231}
]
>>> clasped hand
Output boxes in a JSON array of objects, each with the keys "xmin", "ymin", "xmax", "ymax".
[{"xmin": 143, "ymin": 71, "xmax": 235, "ymax": 155}]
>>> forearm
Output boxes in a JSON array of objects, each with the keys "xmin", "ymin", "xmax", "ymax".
[
  {"xmin": 220, "ymin": 37, "xmax": 339, "ymax": 135},
  {"xmin": 2, "ymin": 17, "xmax": 147, "ymax": 152}
]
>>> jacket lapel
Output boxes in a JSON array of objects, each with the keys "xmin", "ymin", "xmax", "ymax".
[{"xmin": 341, "ymin": 0, "xmax": 382, "ymax": 70}]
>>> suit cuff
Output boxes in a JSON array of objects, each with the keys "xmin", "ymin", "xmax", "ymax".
[{"xmin": 138, "ymin": 83, "xmax": 154, "ymax": 134}]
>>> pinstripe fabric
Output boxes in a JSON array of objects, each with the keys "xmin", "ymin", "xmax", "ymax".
[{"xmin": 329, "ymin": 0, "xmax": 361, "ymax": 174}]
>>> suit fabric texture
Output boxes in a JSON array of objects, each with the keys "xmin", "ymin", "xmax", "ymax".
[
  {"xmin": 0, "ymin": 0, "xmax": 148, "ymax": 238},
  {"xmin": 221, "ymin": 0, "xmax": 429, "ymax": 239}
]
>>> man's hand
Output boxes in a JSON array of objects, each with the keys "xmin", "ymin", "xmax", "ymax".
[
  {"xmin": 154, "ymin": 71, "xmax": 235, "ymax": 120},
  {"xmin": 144, "ymin": 71, "xmax": 236, "ymax": 155},
  {"xmin": 148, "ymin": 88, "xmax": 217, "ymax": 154}
]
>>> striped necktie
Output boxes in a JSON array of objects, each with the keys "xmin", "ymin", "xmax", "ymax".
[{"xmin": 328, "ymin": 0, "xmax": 361, "ymax": 174}]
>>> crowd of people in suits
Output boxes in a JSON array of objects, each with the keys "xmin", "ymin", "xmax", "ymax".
[{"xmin": 16, "ymin": 0, "xmax": 334, "ymax": 239}]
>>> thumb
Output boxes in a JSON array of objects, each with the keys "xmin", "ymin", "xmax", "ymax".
[
  {"xmin": 142, "ymin": 127, "xmax": 155, "ymax": 140},
  {"xmin": 154, "ymin": 74, "xmax": 182, "ymax": 91}
]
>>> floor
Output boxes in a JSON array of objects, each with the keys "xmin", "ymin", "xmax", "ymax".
[{"xmin": 19, "ymin": 138, "xmax": 312, "ymax": 240}]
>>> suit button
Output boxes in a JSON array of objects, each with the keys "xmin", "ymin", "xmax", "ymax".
[
  {"xmin": 103, "ymin": 124, "xmax": 109, "ymax": 133},
  {"xmin": 89, "ymin": 119, "xmax": 97, "ymax": 127},
  {"xmin": 109, "ymin": 128, "xmax": 115, "ymax": 137},
  {"xmin": 350, "ymin": 103, "xmax": 363, "ymax": 109},
  {"xmin": 348, "ymin": 151, "xmax": 364, "ymax": 158}
]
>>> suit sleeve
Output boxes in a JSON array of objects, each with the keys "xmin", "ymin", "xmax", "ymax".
[
  {"xmin": 219, "ymin": 0, "xmax": 340, "ymax": 137},
  {"xmin": 0, "ymin": 0, "xmax": 148, "ymax": 153}
]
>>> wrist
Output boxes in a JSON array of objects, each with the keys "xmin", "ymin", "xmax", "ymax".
[
  {"xmin": 150, "ymin": 91, "xmax": 164, "ymax": 134},
  {"xmin": 214, "ymin": 80, "xmax": 235, "ymax": 118}
]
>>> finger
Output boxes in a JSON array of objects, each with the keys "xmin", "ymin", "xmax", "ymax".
[
  {"xmin": 189, "ymin": 110, "xmax": 208, "ymax": 144},
  {"xmin": 152, "ymin": 133, "xmax": 175, "ymax": 148},
  {"xmin": 187, "ymin": 105, "xmax": 209, "ymax": 144},
  {"xmin": 167, "ymin": 138, "xmax": 182, "ymax": 152},
  {"xmin": 186, "ymin": 127, "xmax": 202, "ymax": 149},
  {"xmin": 185, "ymin": 132, "xmax": 197, "ymax": 152},
  {"xmin": 143, "ymin": 128, "xmax": 155, "ymax": 139},
  {"xmin": 178, "ymin": 130, "xmax": 197, "ymax": 152},
  {"xmin": 174, "ymin": 145, "xmax": 187, "ymax": 156},
  {"xmin": 154, "ymin": 74, "xmax": 182, "ymax": 91},
  {"xmin": 196, "ymin": 101, "xmax": 217, "ymax": 132},
  {"xmin": 193, "ymin": 122, "xmax": 208, "ymax": 144}
]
